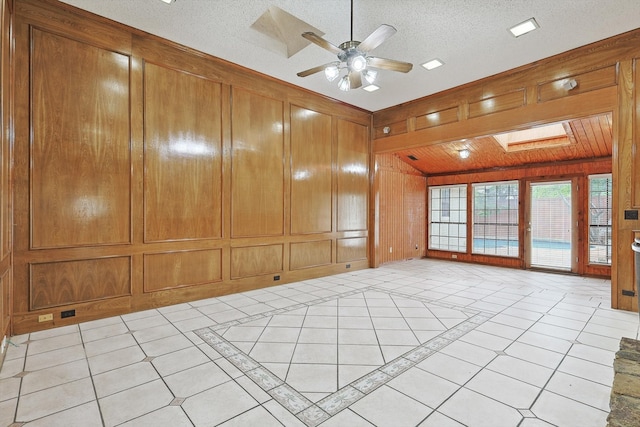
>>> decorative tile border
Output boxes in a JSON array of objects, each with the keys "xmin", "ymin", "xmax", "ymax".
[{"xmin": 195, "ymin": 288, "xmax": 493, "ymax": 426}]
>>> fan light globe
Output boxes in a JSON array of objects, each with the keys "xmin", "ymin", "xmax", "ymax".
[
  {"xmin": 350, "ymin": 55, "xmax": 367, "ymax": 72},
  {"xmin": 338, "ymin": 75, "xmax": 351, "ymax": 91},
  {"xmin": 363, "ymin": 69, "xmax": 377, "ymax": 84},
  {"xmin": 324, "ymin": 65, "xmax": 340, "ymax": 82}
]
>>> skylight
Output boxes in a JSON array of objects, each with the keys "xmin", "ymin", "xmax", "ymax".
[{"xmin": 494, "ymin": 123, "xmax": 570, "ymax": 152}]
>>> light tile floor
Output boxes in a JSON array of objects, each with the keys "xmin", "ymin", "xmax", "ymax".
[{"xmin": 1, "ymin": 259, "xmax": 639, "ymax": 427}]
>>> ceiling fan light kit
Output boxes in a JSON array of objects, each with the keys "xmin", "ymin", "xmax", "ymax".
[{"xmin": 297, "ymin": 0, "xmax": 413, "ymax": 92}]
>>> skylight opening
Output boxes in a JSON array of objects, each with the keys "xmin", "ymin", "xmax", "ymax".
[{"xmin": 494, "ymin": 123, "xmax": 570, "ymax": 152}]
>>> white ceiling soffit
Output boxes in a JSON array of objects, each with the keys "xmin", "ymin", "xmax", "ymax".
[{"xmin": 60, "ymin": 0, "xmax": 640, "ymax": 112}]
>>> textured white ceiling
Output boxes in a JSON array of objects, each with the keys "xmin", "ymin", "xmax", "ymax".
[{"xmin": 60, "ymin": 0, "xmax": 640, "ymax": 112}]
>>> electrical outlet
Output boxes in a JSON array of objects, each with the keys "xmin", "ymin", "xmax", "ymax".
[
  {"xmin": 451, "ymin": 254, "xmax": 458, "ymax": 259},
  {"xmin": 1, "ymin": 336, "xmax": 6, "ymax": 354},
  {"xmin": 389, "ymin": 247, "xmax": 393, "ymax": 253},
  {"xmin": 61, "ymin": 309, "xmax": 75, "ymax": 318},
  {"xmin": 38, "ymin": 313, "xmax": 53, "ymax": 322},
  {"xmin": 346, "ymin": 264, "xmax": 351, "ymax": 269},
  {"xmin": 273, "ymin": 275, "xmax": 280, "ymax": 281}
]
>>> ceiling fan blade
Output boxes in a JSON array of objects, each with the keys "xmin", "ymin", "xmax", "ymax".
[
  {"xmin": 302, "ymin": 32, "xmax": 343, "ymax": 55},
  {"xmin": 368, "ymin": 56, "xmax": 413, "ymax": 73},
  {"xmin": 349, "ymin": 71, "xmax": 362, "ymax": 89},
  {"xmin": 297, "ymin": 62, "xmax": 336, "ymax": 77},
  {"xmin": 358, "ymin": 24, "xmax": 397, "ymax": 52}
]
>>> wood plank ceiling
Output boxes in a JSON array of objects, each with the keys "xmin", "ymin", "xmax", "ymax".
[{"xmin": 395, "ymin": 113, "xmax": 612, "ymax": 175}]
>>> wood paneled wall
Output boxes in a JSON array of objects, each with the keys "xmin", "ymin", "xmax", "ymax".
[
  {"xmin": 0, "ymin": 0, "xmax": 12, "ymax": 358},
  {"xmin": 373, "ymin": 29, "xmax": 640, "ymax": 311},
  {"xmin": 11, "ymin": 0, "xmax": 370, "ymax": 334},
  {"xmin": 374, "ymin": 153, "xmax": 426, "ymax": 266}
]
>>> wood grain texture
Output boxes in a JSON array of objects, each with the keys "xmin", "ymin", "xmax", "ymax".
[
  {"xmin": 143, "ymin": 249, "xmax": 222, "ymax": 292},
  {"xmin": 613, "ymin": 60, "xmax": 636, "ymax": 311},
  {"xmin": 30, "ymin": 257, "xmax": 131, "ymax": 310},
  {"xmin": 374, "ymin": 119, "xmax": 408, "ymax": 139},
  {"xmin": 11, "ymin": 0, "xmax": 372, "ymax": 334},
  {"xmin": 403, "ymin": 174, "xmax": 427, "ymax": 259},
  {"xmin": 468, "ymin": 89, "xmax": 526, "ymax": 118},
  {"xmin": 1, "ymin": 0, "xmax": 11, "ymax": 340},
  {"xmin": 337, "ymin": 237, "xmax": 367, "ymax": 263},
  {"xmin": 395, "ymin": 114, "xmax": 613, "ymax": 175},
  {"xmin": 538, "ymin": 66, "xmax": 617, "ymax": 102},
  {"xmin": 415, "ymin": 106, "xmax": 459, "ymax": 131},
  {"xmin": 230, "ymin": 244, "xmax": 283, "ymax": 279},
  {"xmin": 231, "ymin": 88, "xmax": 284, "ymax": 237},
  {"xmin": 376, "ymin": 153, "xmax": 426, "ymax": 264},
  {"xmin": 337, "ymin": 119, "xmax": 369, "ymax": 232},
  {"xmin": 634, "ymin": 58, "xmax": 640, "ymax": 209},
  {"xmin": 1, "ymin": 0, "xmax": 10, "ymax": 259},
  {"xmin": 30, "ymin": 29, "xmax": 131, "ymax": 248},
  {"xmin": 143, "ymin": 62, "xmax": 223, "ymax": 242},
  {"xmin": 290, "ymin": 106, "xmax": 332, "ymax": 234},
  {"xmin": 289, "ymin": 240, "xmax": 332, "ymax": 270}
]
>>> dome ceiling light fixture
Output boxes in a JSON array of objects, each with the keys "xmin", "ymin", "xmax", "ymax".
[{"xmin": 296, "ymin": 0, "xmax": 413, "ymax": 92}]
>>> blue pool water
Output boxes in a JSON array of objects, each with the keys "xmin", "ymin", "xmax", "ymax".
[{"xmin": 473, "ymin": 238, "xmax": 571, "ymax": 250}]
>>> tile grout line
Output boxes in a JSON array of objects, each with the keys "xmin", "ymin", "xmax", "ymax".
[{"xmin": 195, "ymin": 290, "xmax": 494, "ymax": 427}]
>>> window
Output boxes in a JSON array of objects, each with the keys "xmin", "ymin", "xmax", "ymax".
[
  {"xmin": 588, "ymin": 174, "xmax": 612, "ymax": 265},
  {"xmin": 472, "ymin": 181, "xmax": 519, "ymax": 257},
  {"xmin": 429, "ymin": 185, "xmax": 467, "ymax": 252}
]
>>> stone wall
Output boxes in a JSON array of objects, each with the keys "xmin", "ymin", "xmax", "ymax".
[{"xmin": 607, "ymin": 337, "xmax": 640, "ymax": 427}]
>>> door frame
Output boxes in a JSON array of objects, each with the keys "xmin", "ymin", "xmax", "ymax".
[{"xmin": 524, "ymin": 177, "xmax": 579, "ymax": 273}]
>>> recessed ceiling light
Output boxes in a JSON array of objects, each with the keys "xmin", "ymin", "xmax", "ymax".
[
  {"xmin": 421, "ymin": 59, "xmax": 444, "ymax": 70},
  {"xmin": 160, "ymin": 0, "xmax": 175, "ymax": 4},
  {"xmin": 363, "ymin": 84, "xmax": 380, "ymax": 92},
  {"xmin": 509, "ymin": 18, "xmax": 539, "ymax": 37}
]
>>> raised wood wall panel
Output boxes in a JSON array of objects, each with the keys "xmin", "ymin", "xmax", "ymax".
[
  {"xmin": 231, "ymin": 88, "xmax": 284, "ymax": 237},
  {"xmin": 415, "ymin": 106, "xmax": 459, "ymax": 130},
  {"xmin": 375, "ymin": 87, "xmax": 617, "ymax": 154},
  {"xmin": 289, "ymin": 240, "xmax": 332, "ymax": 270},
  {"xmin": 30, "ymin": 29, "xmax": 131, "ymax": 248},
  {"xmin": 143, "ymin": 62, "xmax": 223, "ymax": 242},
  {"xmin": 290, "ymin": 106, "xmax": 332, "ymax": 234},
  {"xmin": 374, "ymin": 120, "xmax": 407, "ymax": 139},
  {"xmin": 230, "ymin": 245, "xmax": 283, "ymax": 279},
  {"xmin": 143, "ymin": 249, "xmax": 222, "ymax": 292},
  {"xmin": 30, "ymin": 257, "xmax": 131, "ymax": 310},
  {"xmin": 12, "ymin": 0, "xmax": 370, "ymax": 334},
  {"xmin": 337, "ymin": 119, "xmax": 369, "ymax": 232},
  {"xmin": 468, "ymin": 89, "xmax": 526, "ymax": 118},
  {"xmin": 15, "ymin": 0, "xmax": 132, "ymax": 56},
  {"xmin": 337, "ymin": 237, "xmax": 367, "ymax": 263},
  {"xmin": 538, "ymin": 66, "xmax": 617, "ymax": 103}
]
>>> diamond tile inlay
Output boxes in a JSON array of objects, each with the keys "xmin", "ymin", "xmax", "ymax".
[{"xmin": 196, "ymin": 287, "xmax": 490, "ymax": 425}]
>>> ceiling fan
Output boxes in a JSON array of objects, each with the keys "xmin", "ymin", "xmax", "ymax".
[{"xmin": 296, "ymin": 0, "xmax": 413, "ymax": 91}]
